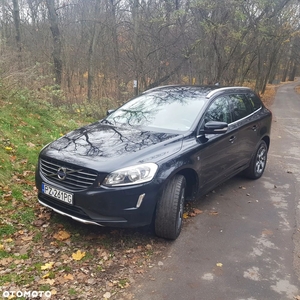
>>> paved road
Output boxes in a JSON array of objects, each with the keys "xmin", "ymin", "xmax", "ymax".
[{"xmin": 131, "ymin": 81, "xmax": 300, "ymax": 300}]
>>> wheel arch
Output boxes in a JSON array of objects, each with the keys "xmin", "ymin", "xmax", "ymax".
[
  {"xmin": 176, "ymin": 168, "xmax": 199, "ymax": 201},
  {"xmin": 262, "ymin": 135, "xmax": 270, "ymax": 150}
]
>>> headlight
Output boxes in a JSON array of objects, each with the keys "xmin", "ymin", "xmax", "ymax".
[{"xmin": 103, "ymin": 163, "xmax": 158, "ymax": 187}]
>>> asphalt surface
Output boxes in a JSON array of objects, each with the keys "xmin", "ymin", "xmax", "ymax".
[{"xmin": 131, "ymin": 81, "xmax": 300, "ymax": 300}]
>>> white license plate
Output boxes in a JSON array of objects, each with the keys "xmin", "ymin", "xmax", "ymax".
[{"xmin": 42, "ymin": 183, "xmax": 73, "ymax": 205}]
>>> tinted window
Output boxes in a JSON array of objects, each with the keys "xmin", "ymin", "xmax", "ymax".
[
  {"xmin": 229, "ymin": 94, "xmax": 253, "ymax": 121},
  {"xmin": 247, "ymin": 93, "xmax": 262, "ymax": 111},
  {"xmin": 204, "ymin": 96, "xmax": 232, "ymax": 124}
]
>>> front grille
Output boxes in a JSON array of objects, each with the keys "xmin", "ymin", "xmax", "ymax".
[{"xmin": 40, "ymin": 158, "xmax": 98, "ymax": 191}]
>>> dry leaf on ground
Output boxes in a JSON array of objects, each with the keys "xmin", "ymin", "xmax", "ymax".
[
  {"xmin": 64, "ymin": 274, "xmax": 74, "ymax": 280},
  {"xmin": 41, "ymin": 262, "xmax": 54, "ymax": 270},
  {"xmin": 53, "ymin": 230, "xmax": 71, "ymax": 241},
  {"xmin": 183, "ymin": 212, "xmax": 189, "ymax": 219},
  {"xmin": 209, "ymin": 211, "xmax": 219, "ymax": 216},
  {"xmin": 72, "ymin": 250, "xmax": 86, "ymax": 261}
]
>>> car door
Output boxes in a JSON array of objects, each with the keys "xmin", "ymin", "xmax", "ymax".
[
  {"xmin": 195, "ymin": 95, "xmax": 240, "ymax": 192},
  {"xmin": 228, "ymin": 93, "xmax": 262, "ymax": 167}
]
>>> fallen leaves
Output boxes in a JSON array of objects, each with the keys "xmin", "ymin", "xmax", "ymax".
[
  {"xmin": 0, "ymin": 202, "xmax": 168, "ymax": 300},
  {"xmin": 38, "ymin": 278, "xmax": 55, "ymax": 285},
  {"xmin": 3, "ymin": 238, "xmax": 13, "ymax": 243},
  {"xmin": 208, "ymin": 211, "xmax": 219, "ymax": 216},
  {"xmin": 42, "ymin": 272, "xmax": 51, "ymax": 279},
  {"xmin": 53, "ymin": 230, "xmax": 71, "ymax": 241},
  {"xmin": 63, "ymin": 273, "xmax": 74, "ymax": 280},
  {"xmin": 41, "ymin": 262, "xmax": 55, "ymax": 270},
  {"xmin": 26, "ymin": 142, "xmax": 36, "ymax": 148},
  {"xmin": 54, "ymin": 273, "xmax": 75, "ymax": 285},
  {"xmin": 3, "ymin": 192, "xmax": 13, "ymax": 201},
  {"xmin": 103, "ymin": 292, "xmax": 112, "ymax": 299},
  {"xmin": 189, "ymin": 208, "xmax": 203, "ymax": 217},
  {"xmin": 72, "ymin": 250, "xmax": 86, "ymax": 261},
  {"xmin": 0, "ymin": 257, "xmax": 13, "ymax": 266},
  {"xmin": 183, "ymin": 212, "xmax": 189, "ymax": 219},
  {"xmin": 0, "ymin": 230, "xmax": 167, "ymax": 300},
  {"xmin": 193, "ymin": 208, "xmax": 203, "ymax": 214},
  {"xmin": 21, "ymin": 235, "xmax": 33, "ymax": 241},
  {"xmin": 183, "ymin": 206, "xmax": 203, "ymax": 219}
]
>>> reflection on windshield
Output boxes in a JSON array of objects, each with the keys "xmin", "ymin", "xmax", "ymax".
[{"xmin": 106, "ymin": 87, "xmax": 206, "ymax": 131}]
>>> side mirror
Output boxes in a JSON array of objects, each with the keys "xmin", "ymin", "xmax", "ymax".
[
  {"xmin": 106, "ymin": 109, "xmax": 115, "ymax": 116},
  {"xmin": 198, "ymin": 121, "xmax": 228, "ymax": 137}
]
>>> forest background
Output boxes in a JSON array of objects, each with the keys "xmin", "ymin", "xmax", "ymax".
[{"xmin": 1, "ymin": 0, "xmax": 300, "ymax": 111}]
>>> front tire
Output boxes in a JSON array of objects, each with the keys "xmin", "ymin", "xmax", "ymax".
[
  {"xmin": 154, "ymin": 175, "xmax": 186, "ymax": 240},
  {"xmin": 244, "ymin": 140, "xmax": 268, "ymax": 179}
]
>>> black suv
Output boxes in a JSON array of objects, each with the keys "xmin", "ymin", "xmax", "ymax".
[{"xmin": 35, "ymin": 85, "xmax": 272, "ymax": 239}]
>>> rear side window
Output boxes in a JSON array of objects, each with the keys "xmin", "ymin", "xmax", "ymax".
[
  {"xmin": 247, "ymin": 93, "xmax": 262, "ymax": 111},
  {"xmin": 229, "ymin": 94, "xmax": 253, "ymax": 122}
]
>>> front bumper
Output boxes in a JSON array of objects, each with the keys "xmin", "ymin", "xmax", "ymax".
[{"xmin": 36, "ymin": 181, "xmax": 162, "ymax": 228}]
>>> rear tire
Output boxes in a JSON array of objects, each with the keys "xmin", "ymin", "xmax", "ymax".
[
  {"xmin": 244, "ymin": 140, "xmax": 268, "ymax": 179},
  {"xmin": 154, "ymin": 175, "xmax": 186, "ymax": 240}
]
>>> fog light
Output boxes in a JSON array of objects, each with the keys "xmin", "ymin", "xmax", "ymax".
[{"xmin": 136, "ymin": 193, "xmax": 145, "ymax": 208}]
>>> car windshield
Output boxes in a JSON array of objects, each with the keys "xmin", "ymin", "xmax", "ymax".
[{"xmin": 105, "ymin": 88, "xmax": 206, "ymax": 132}]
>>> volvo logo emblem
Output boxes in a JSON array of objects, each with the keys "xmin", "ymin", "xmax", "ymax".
[{"xmin": 57, "ymin": 167, "xmax": 67, "ymax": 180}]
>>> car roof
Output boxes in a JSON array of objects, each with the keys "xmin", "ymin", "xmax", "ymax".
[{"xmin": 142, "ymin": 85, "xmax": 253, "ymax": 99}]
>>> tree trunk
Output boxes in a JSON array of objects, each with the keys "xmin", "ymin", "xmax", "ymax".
[
  {"xmin": 108, "ymin": 0, "xmax": 121, "ymax": 98},
  {"xmin": 46, "ymin": 0, "xmax": 62, "ymax": 87},
  {"xmin": 132, "ymin": 0, "xmax": 140, "ymax": 95},
  {"xmin": 12, "ymin": 0, "xmax": 22, "ymax": 66},
  {"xmin": 288, "ymin": 61, "xmax": 297, "ymax": 81},
  {"xmin": 281, "ymin": 61, "xmax": 290, "ymax": 82},
  {"xmin": 87, "ymin": 0, "xmax": 101, "ymax": 101}
]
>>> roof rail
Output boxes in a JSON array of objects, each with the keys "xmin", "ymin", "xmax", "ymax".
[{"xmin": 206, "ymin": 86, "xmax": 251, "ymax": 98}]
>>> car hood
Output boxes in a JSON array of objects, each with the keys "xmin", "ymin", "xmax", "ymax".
[{"xmin": 41, "ymin": 122, "xmax": 183, "ymax": 171}]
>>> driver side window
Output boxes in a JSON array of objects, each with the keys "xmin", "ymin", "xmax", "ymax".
[{"xmin": 204, "ymin": 96, "xmax": 232, "ymax": 124}]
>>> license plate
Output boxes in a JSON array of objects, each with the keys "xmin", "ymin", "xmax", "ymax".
[{"xmin": 42, "ymin": 183, "xmax": 73, "ymax": 205}]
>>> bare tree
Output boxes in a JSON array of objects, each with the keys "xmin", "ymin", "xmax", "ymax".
[
  {"xmin": 0, "ymin": 0, "xmax": 299, "ymax": 101},
  {"xmin": 45, "ymin": 0, "xmax": 62, "ymax": 87},
  {"xmin": 12, "ymin": 0, "xmax": 22, "ymax": 65},
  {"xmin": 87, "ymin": 0, "xmax": 102, "ymax": 101}
]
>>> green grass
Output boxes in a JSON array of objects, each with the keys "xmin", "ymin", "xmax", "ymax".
[
  {"xmin": 0, "ymin": 249, "xmax": 11, "ymax": 258},
  {"xmin": 0, "ymin": 225, "xmax": 16, "ymax": 237},
  {"xmin": 0, "ymin": 272, "xmax": 34, "ymax": 286},
  {"xmin": 33, "ymin": 232, "xmax": 43, "ymax": 243},
  {"xmin": 11, "ymin": 207, "xmax": 35, "ymax": 224},
  {"xmin": 68, "ymin": 288, "xmax": 77, "ymax": 295},
  {"xmin": 0, "ymin": 87, "xmax": 94, "ymax": 184},
  {"xmin": 0, "ymin": 84, "xmax": 99, "ymax": 239}
]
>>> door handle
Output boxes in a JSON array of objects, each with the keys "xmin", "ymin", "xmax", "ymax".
[
  {"xmin": 252, "ymin": 125, "xmax": 258, "ymax": 131},
  {"xmin": 229, "ymin": 136, "xmax": 236, "ymax": 143}
]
